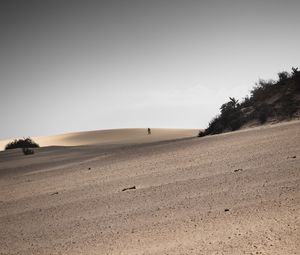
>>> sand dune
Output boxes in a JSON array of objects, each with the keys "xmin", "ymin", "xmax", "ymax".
[
  {"xmin": 0, "ymin": 121, "xmax": 299, "ymax": 254},
  {"xmin": 0, "ymin": 128, "xmax": 198, "ymax": 150}
]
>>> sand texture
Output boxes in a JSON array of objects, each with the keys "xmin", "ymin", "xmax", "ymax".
[{"xmin": 0, "ymin": 122, "xmax": 299, "ymax": 254}]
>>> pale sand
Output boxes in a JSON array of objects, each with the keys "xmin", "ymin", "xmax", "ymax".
[
  {"xmin": 0, "ymin": 128, "xmax": 198, "ymax": 150},
  {"xmin": 0, "ymin": 122, "xmax": 299, "ymax": 254}
]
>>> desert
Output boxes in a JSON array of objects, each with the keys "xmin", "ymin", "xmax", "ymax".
[
  {"xmin": 1, "ymin": 1, "xmax": 300, "ymax": 254},
  {"xmin": 0, "ymin": 121, "xmax": 299, "ymax": 255}
]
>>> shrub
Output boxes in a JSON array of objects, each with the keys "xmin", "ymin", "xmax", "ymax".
[
  {"xmin": 250, "ymin": 79, "xmax": 275, "ymax": 104},
  {"xmin": 278, "ymin": 71, "xmax": 289, "ymax": 82},
  {"xmin": 5, "ymin": 137, "xmax": 39, "ymax": 150},
  {"xmin": 198, "ymin": 130, "xmax": 206, "ymax": 137},
  {"xmin": 240, "ymin": 96, "xmax": 252, "ymax": 108},
  {"xmin": 229, "ymin": 114, "xmax": 244, "ymax": 130},
  {"xmin": 280, "ymin": 94, "xmax": 297, "ymax": 118},
  {"xmin": 257, "ymin": 104, "xmax": 270, "ymax": 124},
  {"xmin": 205, "ymin": 115, "xmax": 224, "ymax": 135},
  {"xmin": 22, "ymin": 147, "xmax": 35, "ymax": 155}
]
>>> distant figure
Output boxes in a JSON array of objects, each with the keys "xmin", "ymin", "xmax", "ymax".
[{"xmin": 147, "ymin": 128, "xmax": 151, "ymax": 135}]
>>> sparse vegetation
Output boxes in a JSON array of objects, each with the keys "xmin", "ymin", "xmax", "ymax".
[
  {"xmin": 22, "ymin": 147, "xmax": 35, "ymax": 155},
  {"xmin": 200, "ymin": 67, "xmax": 300, "ymax": 136},
  {"xmin": 197, "ymin": 130, "xmax": 206, "ymax": 137},
  {"xmin": 5, "ymin": 137, "xmax": 39, "ymax": 151}
]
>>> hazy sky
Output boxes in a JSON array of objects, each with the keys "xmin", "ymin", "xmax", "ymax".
[{"xmin": 1, "ymin": 0, "xmax": 299, "ymax": 139}]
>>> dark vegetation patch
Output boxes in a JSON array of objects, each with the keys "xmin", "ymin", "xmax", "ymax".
[
  {"xmin": 5, "ymin": 137, "xmax": 39, "ymax": 155},
  {"xmin": 5, "ymin": 137, "xmax": 39, "ymax": 150},
  {"xmin": 199, "ymin": 67, "xmax": 300, "ymax": 137},
  {"xmin": 22, "ymin": 147, "xmax": 35, "ymax": 155}
]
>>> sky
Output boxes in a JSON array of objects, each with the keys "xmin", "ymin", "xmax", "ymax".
[{"xmin": 0, "ymin": 0, "xmax": 300, "ymax": 139}]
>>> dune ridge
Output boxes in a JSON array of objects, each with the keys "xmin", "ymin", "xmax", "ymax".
[{"xmin": 0, "ymin": 128, "xmax": 198, "ymax": 150}]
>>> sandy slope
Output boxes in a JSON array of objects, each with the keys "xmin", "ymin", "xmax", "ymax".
[
  {"xmin": 0, "ymin": 128, "xmax": 198, "ymax": 150},
  {"xmin": 0, "ymin": 121, "xmax": 299, "ymax": 254}
]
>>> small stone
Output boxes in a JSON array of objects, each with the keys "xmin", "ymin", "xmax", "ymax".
[
  {"xmin": 122, "ymin": 186, "xmax": 136, "ymax": 192},
  {"xmin": 224, "ymin": 208, "xmax": 230, "ymax": 212},
  {"xmin": 234, "ymin": 168, "xmax": 243, "ymax": 172}
]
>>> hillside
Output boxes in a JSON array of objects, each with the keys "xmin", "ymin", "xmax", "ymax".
[
  {"xmin": 200, "ymin": 67, "xmax": 300, "ymax": 136},
  {"xmin": 1, "ymin": 120, "xmax": 299, "ymax": 254}
]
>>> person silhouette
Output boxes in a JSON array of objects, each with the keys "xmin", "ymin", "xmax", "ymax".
[{"xmin": 147, "ymin": 128, "xmax": 151, "ymax": 135}]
